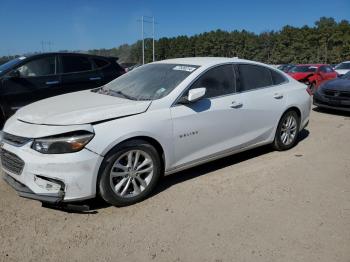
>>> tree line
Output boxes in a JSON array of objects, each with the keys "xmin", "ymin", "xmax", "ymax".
[{"xmin": 1, "ymin": 17, "xmax": 350, "ymax": 66}]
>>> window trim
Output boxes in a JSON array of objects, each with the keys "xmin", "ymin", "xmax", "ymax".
[
  {"xmin": 172, "ymin": 63, "xmax": 237, "ymax": 106},
  {"xmin": 234, "ymin": 63, "xmax": 289, "ymax": 94},
  {"xmin": 15, "ymin": 55, "xmax": 58, "ymax": 78},
  {"xmin": 58, "ymin": 54, "xmax": 96, "ymax": 75}
]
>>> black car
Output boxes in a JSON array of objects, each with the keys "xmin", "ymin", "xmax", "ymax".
[
  {"xmin": 0, "ymin": 53, "xmax": 125, "ymax": 126},
  {"xmin": 313, "ymin": 71, "xmax": 350, "ymax": 112}
]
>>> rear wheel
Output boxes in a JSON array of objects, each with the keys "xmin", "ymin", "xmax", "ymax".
[
  {"xmin": 98, "ymin": 140, "xmax": 161, "ymax": 207},
  {"xmin": 273, "ymin": 110, "xmax": 300, "ymax": 151}
]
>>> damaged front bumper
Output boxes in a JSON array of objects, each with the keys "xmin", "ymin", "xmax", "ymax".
[{"xmin": 3, "ymin": 173, "xmax": 64, "ymax": 204}]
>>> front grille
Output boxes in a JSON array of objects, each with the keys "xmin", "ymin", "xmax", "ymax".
[
  {"xmin": 3, "ymin": 133, "xmax": 31, "ymax": 147},
  {"xmin": 323, "ymin": 89, "xmax": 350, "ymax": 99},
  {"xmin": 0, "ymin": 149, "xmax": 25, "ymax": 175}
]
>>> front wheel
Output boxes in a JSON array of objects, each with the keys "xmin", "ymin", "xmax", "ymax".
[
  {"xmin": 273, "ymin": 111, "xmax": 300, "ymax": 151},
  {"xmin": 98, "ymin": 140, "xmax": 162, "ymax": 207}
]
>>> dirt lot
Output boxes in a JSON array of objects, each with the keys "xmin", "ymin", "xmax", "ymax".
[{"xmin": 0, "ymin": 107, "xmax": 350, "ymax": 262}]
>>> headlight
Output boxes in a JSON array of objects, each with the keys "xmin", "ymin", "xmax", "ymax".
[{"xmin": 31, "ymin": 131, "xmax": 94, "ymax": 154}]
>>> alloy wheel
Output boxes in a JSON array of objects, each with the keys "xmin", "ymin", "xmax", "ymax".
[
  {"xmin": 280, "ymin": 115, "xmax": 297, "ymax": 146},
  {"xmin": 109, "ymin": 150, "xmax": 154, "ymax": 198}
]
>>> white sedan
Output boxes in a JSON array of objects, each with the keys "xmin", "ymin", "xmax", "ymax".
[{"xmin": 1, "ymin": 57, "xmax": 312, "ymax": 207}]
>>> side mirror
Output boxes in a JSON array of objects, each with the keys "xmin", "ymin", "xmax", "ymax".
[
  {"xmin": 178, "ymin": 87, "xmax": 206, "ymax": 104},
  {"xmin": 7, "ymin": 70, "xmax": 20, "ymax": 78}
]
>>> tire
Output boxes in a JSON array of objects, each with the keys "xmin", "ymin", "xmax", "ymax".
[
  {"xmin": 98, "ymin": 139, "xmax": 162, "ymax": 207},
  {"xmin": 273, "ymin": 110, "xmax": 300, "ymax": 151}
]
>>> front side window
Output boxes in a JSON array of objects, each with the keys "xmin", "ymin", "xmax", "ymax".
[
  {"xmin": 237, "ymin": 64, "xmax": 273, "ymax": 92},
  {"xmin": 102, "ymin": 63, "xmax": 199, "ymax": 101},
  {"xmin": 17, "ymin": 56, "xmax": 56, "ymax": 77},
  {"xmin": 325, "ymin": 66, "xmax": 334, "ymax": 73},
  {"xmin": 319, "ymin": 66, "xmax": 327, "ymax": 73},
  {"xmin": 189, "ymin": 64, "xmax": 235, "ymax": 98},
  {"xmin": 61, "ymin": 55, "xmax": 92, "ymax": 74}
]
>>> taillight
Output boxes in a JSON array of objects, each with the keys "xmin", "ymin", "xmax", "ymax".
[{"xmin": 306, "ymin": 87, "xmax": 313, "ymax": 96}]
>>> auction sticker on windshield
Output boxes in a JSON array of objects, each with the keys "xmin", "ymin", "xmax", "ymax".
[{"xmin": 173, "ymin": 65, "xmax": 197, "ymax": 72}]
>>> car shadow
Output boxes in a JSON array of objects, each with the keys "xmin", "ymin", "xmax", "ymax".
[
  {"xmin": 47, "ymin": 129, "xmax": 309, "ymax": 214},
  {"xmin": 151, "ymin": 129, "xmax": 309, "ymax": 198},
  {"xmin": 313, "ymin": 107, "xmax": 350, "ymax": 117}
]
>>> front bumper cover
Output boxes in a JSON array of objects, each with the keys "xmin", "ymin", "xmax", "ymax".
[{"xmin": 3, "ymin": 173, "xmax": 64, "ymax": 204}]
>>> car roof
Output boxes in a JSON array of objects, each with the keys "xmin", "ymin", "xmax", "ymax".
[
  {"xmin": 295, "ymin": 64, "xmax": 327, "ymax": 67},
  {"xmin": 24, "ymin": 52, "xmax": 117, "ymax": 60},
  {"xmin": 153, "ymin": 57, "xmax": 261, "ymax": 67}
]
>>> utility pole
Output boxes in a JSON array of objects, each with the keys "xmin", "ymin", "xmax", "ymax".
[
  {"xmin": 142, "ymin": 16, "xmax": 145, "ymax": 64},
  {"xmin": 152, "ymin": 16, "xmax": 155, "ymax": 62},
  {"xmin": 139, "ymin": 16, "xmax": 157, "ymax": 64},
  {"xmin": 47, "ymin": 41, "xmax": 52, "ymax": 52}
]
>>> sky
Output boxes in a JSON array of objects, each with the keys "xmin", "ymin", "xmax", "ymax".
[{"xmin": 0, "ymin": 0, "xmax": 349, "ymax": 56}]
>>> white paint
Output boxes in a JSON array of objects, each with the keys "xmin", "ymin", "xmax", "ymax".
[{"xmin": 2, "ymin": 57, "xmax": 311, "ymax": 202}]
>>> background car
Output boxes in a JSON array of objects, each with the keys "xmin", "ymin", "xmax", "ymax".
[
  {"xmin": 313, "ymin": 71, "xmax": 350, "ymax": 112},
  {"xmin": 1, "ymin": 57, "xmax": 312, "ymax": 207},
  {"xmin": 334, "ymin": 61, "xmax": 350, "ymax": 76},
  {"xmin": 288, "ymin": 64, "xmax": 338, "ymax": 92},
  {"xmin": 0, "ymin": 53, "xmax": 125, "ymax": 127},
  {"xmin": 277, "ymin": 64, "xmax": 295, "ymax": 73}
]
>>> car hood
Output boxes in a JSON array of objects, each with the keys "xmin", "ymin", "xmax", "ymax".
[
  {"xmin": 319, "ymin": 78, "xmax": 350, "ymax": 92},
  {"xmin": 15, "ymin": 90, "xmax": 152, "ymax": 125}
]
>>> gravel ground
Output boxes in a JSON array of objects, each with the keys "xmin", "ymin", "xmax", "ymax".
[{"xmin": 0, "ymin": 107, "xmax": 350, "ymax": 262}]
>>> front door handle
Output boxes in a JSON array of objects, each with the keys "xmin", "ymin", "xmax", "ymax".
[
  {"xmin": 46, "ymin": 80, "xmax": 59, "ymax": 85},
  {"xmin": 273, "ymin": 93, "xmax": 284, "ymax": 99},
  {"xmin": 230, "ymin": 101, "xmax": 243, "ymax": 108},
  {"xmin": 89, "ymin": 77, "xmax": 101, "ymax": 81}
]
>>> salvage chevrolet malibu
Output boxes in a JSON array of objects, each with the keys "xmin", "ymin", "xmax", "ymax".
[{"xmin": 1, "ymin": 57, "xmax": 312, "ymax": 207}]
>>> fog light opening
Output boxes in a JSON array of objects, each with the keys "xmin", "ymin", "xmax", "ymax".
[{"xmin": 34, "ymin": 175, "xmax": 65, "ymax": 193}]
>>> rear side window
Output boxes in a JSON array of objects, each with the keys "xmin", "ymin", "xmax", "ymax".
[
  {"xmin": 93, "ymin": 58, "xmax": 109, "ymax": 68},
  {"xmin": 271, "ymin": 70, "xmax": 286, "ymax": 85},
  {"xmin": 237, "ymin": 64, "xmax": 273, "ymax": 92},
  {"xmin": 18, "ymin": 56, "xmax": 56, "ymax": 77},
  {"xmin": 61, "ymin": 55, "xmax": 92, "ymax": 73},
  {"xmin": 190, "ymin": 64, "xmax": 235, "ymax": 98}
]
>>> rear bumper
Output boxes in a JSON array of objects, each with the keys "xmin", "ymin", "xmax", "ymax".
[{"xmin": 3, "ymin": 173, "xmax": 64, "ymax": 204}]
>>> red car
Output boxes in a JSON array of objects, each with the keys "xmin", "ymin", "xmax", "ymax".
[{"xmin": 288, "ymin": 64, "xmax": 338, "ymax": 93}]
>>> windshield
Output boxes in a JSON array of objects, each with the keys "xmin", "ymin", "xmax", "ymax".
[
  {"xmin": 290, "ymin": 66, "xmax": 317, "ymax": 73},
  {"xmin": 0, "ymin": 57, "xmax": 25, "ymax": 74},
  {"xmin": 340, "ymin": 71, "xmax": 350, "ymax": 79},
  {"xmin": 335, "ymin": 63, "xmax": 350, "ymax": 70},
  {"xmin": 101, "ymin": 63, "xmax": 199, "ymax": 101}
]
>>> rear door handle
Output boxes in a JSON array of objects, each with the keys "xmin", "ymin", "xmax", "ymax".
[
  {"xmin": 273, "ymin": 93, "xmax": 284, "ymax": 99},
  {"xmin": 46, "ymin": 80, "xmax": 59, "ymax": 85},
  {"xmin": 89, "ymin": 77, "xmax": 101, "ymax": 81},
  {"xmin": 230, "ymin": 101, "xmax": 243, "ymax": 108}
]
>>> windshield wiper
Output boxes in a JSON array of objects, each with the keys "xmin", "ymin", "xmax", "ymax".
[{"xmin": 109, "ymin": 90, "xmax": 137, "ymax": 100}]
